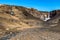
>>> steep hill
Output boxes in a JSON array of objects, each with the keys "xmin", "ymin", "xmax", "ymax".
[{"xmin": 0, "ymin": 4, "xmax": 46, "ymax": 37}]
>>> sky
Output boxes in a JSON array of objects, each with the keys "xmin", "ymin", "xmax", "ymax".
[{"xmin": 0, "ymin": 0, "xmax": 60, "ymax": 11}]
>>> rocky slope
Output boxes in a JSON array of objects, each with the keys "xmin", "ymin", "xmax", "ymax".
[{"xmin": 0, "ymin": 4, "xmax": 60, "ymax": 40}]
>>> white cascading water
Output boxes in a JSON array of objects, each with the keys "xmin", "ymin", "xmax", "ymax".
[{"xmin": 44, "ymin": 13, "xmax": 50, "ymax": 21}]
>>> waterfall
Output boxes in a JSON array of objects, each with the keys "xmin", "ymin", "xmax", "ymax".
[{"xmin": 44, "ymin": 13, "xmax": 50, "ymax": 21}]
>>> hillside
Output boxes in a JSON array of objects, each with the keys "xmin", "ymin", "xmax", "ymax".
[{"xmin": 0, "ymin": 4, "xmax": 60, "ymax": 40}]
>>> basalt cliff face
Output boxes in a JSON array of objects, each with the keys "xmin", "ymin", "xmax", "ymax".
[{"xmin": 0, "ymin": 4, "xmax": 60, "ymax": 40}]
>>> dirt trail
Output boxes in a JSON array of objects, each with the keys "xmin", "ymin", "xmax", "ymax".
[{"xmin": 0, "ymin": 28, "xmax": 60, "ymax": 40}]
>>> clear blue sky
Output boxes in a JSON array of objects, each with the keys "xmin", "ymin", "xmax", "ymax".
[{"xmin": 0, "ymin": 0, "xmax": 60, "ymax": 11}]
